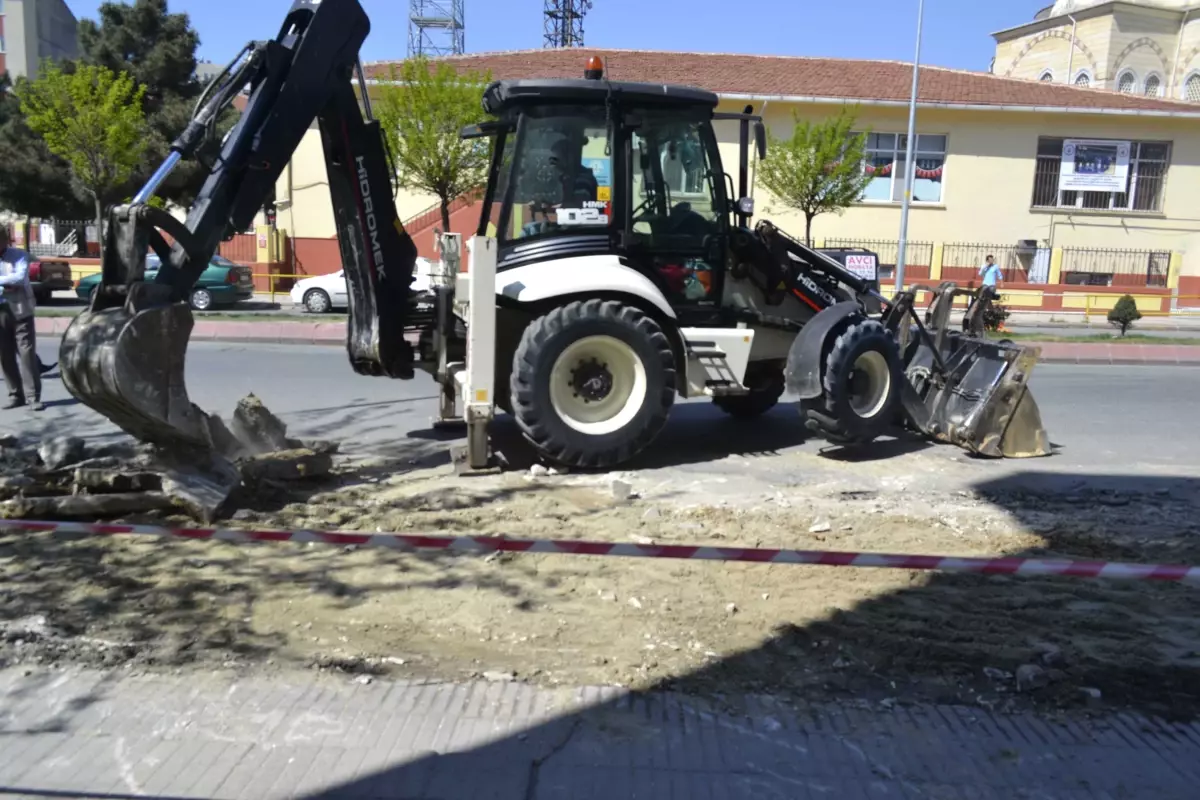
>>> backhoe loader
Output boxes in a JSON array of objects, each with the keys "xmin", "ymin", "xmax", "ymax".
[{"xmin": 58, "ymin": 0, "xmax": 1050, "ymax": 472}]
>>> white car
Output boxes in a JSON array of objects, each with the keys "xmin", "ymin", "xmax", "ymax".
[{"xmin": 290, "ymin": 258, "xmax": 435, "ymax": 313}]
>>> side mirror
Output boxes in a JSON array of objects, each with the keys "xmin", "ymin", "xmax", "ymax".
[
  {"xmin": 754, "ymin": 122, "xmax": 767, "ymax": 160},
  {"xmin": 736, "ymin": 197, "xmax": 755, "ymax": 217}
]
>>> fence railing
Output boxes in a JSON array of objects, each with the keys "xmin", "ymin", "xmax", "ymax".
[
  {"xmin": 9, "ymin": 219, "xmax": 98, "ymax": 258},
  {"xmin": 1060, "ymin": 247, "xmax": 1170, "ymax": 289}
]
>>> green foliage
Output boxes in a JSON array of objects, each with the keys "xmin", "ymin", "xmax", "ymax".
[
  {"xmin": 0, "ymin": 73, "xmax": 91, "ymax": 218},
  {"xmin": 17, "ymin": 62, "xmax": 149, "ymax": 228},
  {"xmin": 1107, "ymin": 294, "xmax": 1142, "ymax": 336},
  {"xmin": 756, "ymin": 107, "xmax": 874, "ymax": 244},
  {"xmin": 375, "ymin": 57, "xmax": 493, "ymax": 231},
  {"xmin": 78, "ymin": 0, "xmax": 227, "ymax": 207}
]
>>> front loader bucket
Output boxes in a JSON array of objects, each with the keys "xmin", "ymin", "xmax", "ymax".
[
  {"xmin": 59, "ymin": 302, "xmax": 224, "ymax": 452},
  {"xmin": 906, "ymin": 335, "xmax": 1050, "ymax": 459}
]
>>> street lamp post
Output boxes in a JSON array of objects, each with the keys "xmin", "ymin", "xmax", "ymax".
[{"xmin": 894, "ymin": 0, "xmax": 925, "ymax": 293}]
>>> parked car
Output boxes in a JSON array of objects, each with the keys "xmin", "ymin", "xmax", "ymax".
[
  {"xmin": 290, "ymin": 257, "xmax": 434, "ymax": 313},
  {"xmin": 29, "ymin": 259, "xmax": 73, "ymax": 304},
  {"xmin": 75, "ymin": 254, "xmax": 255, "ymax": 310}
]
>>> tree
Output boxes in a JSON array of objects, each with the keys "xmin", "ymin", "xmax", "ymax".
[
  {"xmin": 17, "ymin": 62, "xmax": 149, "ymax": 234},
  {"xmin": 0, "ymin": 73, "xmax": 91, "ymax": 219},
  {"xmin": 757, "ymin": 107, "xmax": 874, "ymax": 245},
  {"xmin": 375, "ymin": 57, "xmax": 493, "ymax": 231},
  {"xmin": 78, "ymin": 0, "xmax": 230, "ymax": 207},
  {"xmin": 1107, "ymin": 294, "xmax": 1142, "ymax": 337}
]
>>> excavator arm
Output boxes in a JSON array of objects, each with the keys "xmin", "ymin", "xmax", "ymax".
[{"xmin": 59, "ymin": 0, "xmax": 418, "ymax": 452}]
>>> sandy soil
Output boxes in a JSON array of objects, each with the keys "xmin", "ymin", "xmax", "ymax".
[{"xmin": 2, "ymin": 451, "xmax": 1198, "ymax": 719}]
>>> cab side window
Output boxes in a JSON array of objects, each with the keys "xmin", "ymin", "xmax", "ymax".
[{"xmin": 629, "ymin": 116, "xmax": 724, "ymax": 302}]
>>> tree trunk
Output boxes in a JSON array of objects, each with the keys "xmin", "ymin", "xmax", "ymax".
[
  {"xmin": 94, "ymin": 196, "xmax": 104, "ymax": 253},
  {"xmin": 804, "ymin": 213, "xmax": 815, "ymax": 247},
  {"xmin": 439, "ymin": 197, "xmax": 452, "ymax": 234}
]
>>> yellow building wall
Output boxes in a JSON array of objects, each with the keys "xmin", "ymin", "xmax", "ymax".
[
  {"xmin": 729, "ymin": 100, "xmax": 1200, "ymax": 276},
  {"xmin": 274, "ymin": 122, "xmax": 442, "ymax": 240}
]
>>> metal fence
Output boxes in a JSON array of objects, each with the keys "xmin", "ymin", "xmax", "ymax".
[
  {"xmin": 941, "ymin": 242, "xmax": 1055, "ymax": 284},
  {"xmin": 823, "ymin": 238, "xmax": 934, "ymax": 279},
  {"xmin": 1060, "ymin": 247, "xmax": 1170, "ymax": 288},
  {"xmin": 216, "ymin": 233, "xmax": 260, "ymax": 265},
  {"xmin": 19, "ymin": 219, "xmax": 97, "ymax": 258}
]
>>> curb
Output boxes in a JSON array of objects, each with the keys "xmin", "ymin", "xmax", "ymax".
[{"xmin": 34, "ymin": 317, "xmax": 1200, "ymax": 366}]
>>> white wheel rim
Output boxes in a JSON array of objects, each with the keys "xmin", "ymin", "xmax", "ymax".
[
  {"xmin": 308, "ymin": 292, "xmax": 327, "ymax": 312},
  {"xmin": 848, "ymin": 350, "xmax": 891, "ymax": 419},
  {"xmin": 193, "ymin": 291, "xmax": 211, "ymax": 310},
  {"xmin": 549, "ymin": 335, "xmax": 648, "ymax": 435}
]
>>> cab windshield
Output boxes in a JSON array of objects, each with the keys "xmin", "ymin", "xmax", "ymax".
[{"xmin": 486, "ymin": 105, "xmax": 614, "ymax": 244}]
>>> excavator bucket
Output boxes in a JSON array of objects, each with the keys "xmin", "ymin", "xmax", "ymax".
[
  {"xmin": 57, "ymin": 204, "xmax": 234, "ymax": 454},
  {"xmin": 903, "ymin": 333, "xmax": 1051, "ymax": 459},
  {"xmin": 59, "ymin": 300, "xmax": 224, "ymax": 452}
]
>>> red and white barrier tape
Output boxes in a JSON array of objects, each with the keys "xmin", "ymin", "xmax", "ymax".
[{"xmin": 2, "ymin": 518, "xmax": 1197, "ymax": 584}]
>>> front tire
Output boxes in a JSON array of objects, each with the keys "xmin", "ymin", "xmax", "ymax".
[
  {"xmin": 511, "ymin": 299, "xmax": 676, "ymax": 469},
  {"xmin": 803, "ymin": 317, "xmax": 902, "ymax": 445},
  {"xmin": 189, "ymin": 288, "xmax": 213, "ymax": 311},
  {"xmin": 304, "ymin": 289, "xmax": 332, "ymax": 314}
]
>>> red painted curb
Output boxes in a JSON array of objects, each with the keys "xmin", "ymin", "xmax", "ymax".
[{"xmin": 33, "ymin": 317, "xmax": 1200, "ymax": 364}]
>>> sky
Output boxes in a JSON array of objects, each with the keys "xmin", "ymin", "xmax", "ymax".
[{"xmin": 63, "ymin": 0, "xmax": 1049, "ymax": 73}]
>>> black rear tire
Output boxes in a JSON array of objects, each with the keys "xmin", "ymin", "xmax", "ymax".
[
  {"xmin": 510, "ymin": 299, "xmax": 676, "ymax": 469},
  {"xmin": 803, "ymin": 317, "xmax": 903, "ymax": 445},
  {"xmin": 713, "ymin": 363, "xmax": 785, "ymax": 418}
]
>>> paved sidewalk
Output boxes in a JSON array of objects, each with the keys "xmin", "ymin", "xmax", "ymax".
[{"xmin": 1, "ymin": 666, "xmax": 1197, "ymax": 799}]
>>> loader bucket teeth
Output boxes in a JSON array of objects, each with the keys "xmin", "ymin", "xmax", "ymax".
[{"xmin": 59, "ymin": 303, "xmax": 220, "ymax": 452}]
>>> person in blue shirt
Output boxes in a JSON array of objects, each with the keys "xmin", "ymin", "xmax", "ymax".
[
  {"xmin": 979, "ymin": 254, "xmax": 1004, "ymax": 292},
  {"xmin": 963, "ymin": 254, "xmax": 1004, "ymax": 335},
  {"xmin": 0, "ymin": 226, "xmax": 43, "ymax": 411}
]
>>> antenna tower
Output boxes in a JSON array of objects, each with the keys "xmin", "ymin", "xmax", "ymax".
[
  {"xmin": 544, "ymin": 0, "xmax": 593, "ymax": 48},
  {"xmin": 408, "ymin": 0, "xmax": 466, "ymax": 58}
]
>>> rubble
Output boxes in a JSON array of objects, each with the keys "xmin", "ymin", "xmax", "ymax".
[{"xmin": 0, "ymin": 395, "xmax": 337, "ymax": 523}]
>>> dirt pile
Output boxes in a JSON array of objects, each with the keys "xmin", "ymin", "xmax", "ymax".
[{"xmin": 0, "ymin": 394, "xmax": 336, "ymax": 523}]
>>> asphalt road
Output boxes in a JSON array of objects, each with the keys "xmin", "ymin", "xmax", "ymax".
[{"xmin": 8, "ymin": 339, "xmax": 1199, "ymax": 487}]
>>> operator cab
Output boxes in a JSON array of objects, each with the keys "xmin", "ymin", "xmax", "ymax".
[{"xmin": 467, "ymin": 57, "xmax": 758, "ymax": 320}]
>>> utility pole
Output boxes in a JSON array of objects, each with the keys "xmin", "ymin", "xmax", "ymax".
[{"xmin": 894, "ymin": 0, "xmax": 925, "ymax": 293}]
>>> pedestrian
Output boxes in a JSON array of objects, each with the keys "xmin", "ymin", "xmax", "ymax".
[
  {"xmin": 964, "ymin": 253, "xmax": 1004, "ymax": 334},
  {"xmin": 0, "ymin": 226, "xmax": 43, "ymax": 411}
]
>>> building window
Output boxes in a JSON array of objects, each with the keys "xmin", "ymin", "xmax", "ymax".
[
  {"xmin": 1185, "ymin": 73, "xmax": 1200, "ymax": 102},
  {"xmin": 1031, "ymin": 137, "xmax": 1169, "ymax": 213},
  {"xmin": 1039, "ymin": 69, "xmax": 1054, "ymax": 82},
  {"xmin": 1116, "ymin": 70, "xmax": 1137, "ymax": 94},
  {"xmin": 1144, "ymin": 74, "xmax": 1162, "ymax": 97},
  {"xmin": 1074, "ymin": 70, "xmax": 1092, "ymax": 87},
  {"xmin": 853, "ymin": 132, "xmax": 947, "ymax": 204}
]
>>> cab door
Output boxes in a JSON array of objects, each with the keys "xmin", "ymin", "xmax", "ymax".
[{"xmin": 624, "ymin": 112, "xmax": 729, "ymax": 321}]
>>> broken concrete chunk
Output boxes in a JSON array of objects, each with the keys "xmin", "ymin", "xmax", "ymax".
[
  {"xmin": 229, "ymin": 394, "xmax": 292, "ymax": 455},
  {"xmin": 1, "ymin": 492, "xmax": 175, "ymax": 519},
  {"xmin": 0, "ymin": 475, "xmax": 34, "ymax": 500},
  {"xmin": 238, "ymin": 448, "xmax": 334, "ymax": 483},
  {"xmin": 73, "ymin": 469, "xmax": 164, "ymax": 495},
  {"xmin": 160, "ymin": 463, "xmax": 240, "ymax": 524},
  {"xmin": 37, "ymin": 436, "xmax": 87, "ymax": 470}
]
